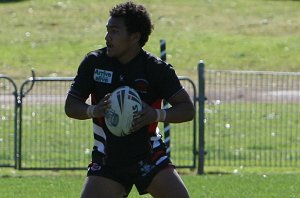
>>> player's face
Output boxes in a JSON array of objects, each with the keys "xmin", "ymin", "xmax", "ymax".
[{"xmin": 105, "ymin": 17, "xmax": 137, "ymax": 63}]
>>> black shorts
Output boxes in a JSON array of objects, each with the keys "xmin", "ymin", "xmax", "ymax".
[{"xmin": 86, "ymin": 138, "xmax": 174, "ymax": 197}]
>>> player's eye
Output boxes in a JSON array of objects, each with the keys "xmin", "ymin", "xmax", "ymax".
[{"xmin": 107, "ymin": 28, "xmax": 118, "ymax": 34}]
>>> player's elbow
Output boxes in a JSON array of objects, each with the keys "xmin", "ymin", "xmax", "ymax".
[
  {"xmin": 186, "ymin": 103, "xmax": 195, "ymax": 121},
  {"xmin": 64, "ymin": 95, "xmax": 75, "ymax": 118},
  {"xmin": 64, "ymin": 101, "xmax": 72, "ymax": 118}
]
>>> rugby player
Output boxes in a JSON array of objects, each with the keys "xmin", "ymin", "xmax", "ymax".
[{"xmin": 65, "ymin": 2, "xmax": 195, "ymax": 197}]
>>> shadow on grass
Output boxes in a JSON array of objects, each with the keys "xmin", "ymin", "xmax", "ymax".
[{"xmin": 0, "ymin": 0, "xmax": 27, "ymax": 3}]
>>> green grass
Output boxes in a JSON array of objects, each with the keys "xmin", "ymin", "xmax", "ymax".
[
  {"xmin": 205, "ymin": 102, "xmax": 300, "ymax": 166},
  {"xmin": 1, "ymin": 169, "xmax": 300, "ymax": 198},
  {"xmin": 1, "ymin": 0, "xmax": 300, "ymax": 81}
]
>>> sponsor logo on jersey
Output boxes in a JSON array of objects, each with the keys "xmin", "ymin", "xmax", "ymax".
[
  {"xmin": 134, "ymin": 79, "xmax": 149, "ymax": 94},
  {"xmin": 94, "ymin": 69, "xmax": 113, "ymax": 84}
]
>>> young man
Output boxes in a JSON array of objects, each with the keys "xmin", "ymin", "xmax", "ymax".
[{"xmin": 65, "ymin": 2, "xmax": 195, "ymax": 197}]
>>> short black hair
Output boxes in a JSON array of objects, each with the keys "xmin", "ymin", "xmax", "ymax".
[{"xmin": 109, "ymin": 1, "xmax": 154, "ymax": 47}]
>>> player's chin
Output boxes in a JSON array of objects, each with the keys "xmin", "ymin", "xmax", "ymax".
[
  {"xmin": 106, "ymin": 48, "xmax": 115, "ymax": 57},
  {"xmin": 106, "ymin": 50, "xmax": 114, "ymax": 57}
]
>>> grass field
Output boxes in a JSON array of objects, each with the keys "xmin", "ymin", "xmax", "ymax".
[
  {"xmin": 1, "ymin": 0, "xmax": 300, "ymax": 81},
  {"xmin": 1, "ymin": 0, "xmax": 300, "ymax": 197},
  {"xmin": 1, "ymin": 168, "xmax": 300, "ymax": 198}
]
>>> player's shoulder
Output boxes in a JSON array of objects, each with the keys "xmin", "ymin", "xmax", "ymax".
[
  {"xmin": 142, "ymin": 50, "xmax": 173, "ymax": 69},
  {"xmin": 142, "ymin": 50, "xmax": 163, "ymax": 64},
  {"xmin": 85, "ymin": 47, "xmax": 108, "ymax": 60}
]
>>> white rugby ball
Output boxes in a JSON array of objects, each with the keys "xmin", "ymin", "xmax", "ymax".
[{"xmin": 104, "ymin": 86, "xmax": 142, "ymax": 137}]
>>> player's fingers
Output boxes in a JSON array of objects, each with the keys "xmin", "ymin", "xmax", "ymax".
[
  {"xmin": 101, "ymin": 94, "xmax": 112, "ymax": 108},
  {"xmin": 94, "ymin": 94, "xmax": 112, "ymax": 117},
  {"xmin": 104, "ymin": 93, "xmax": 112, "ymax": 100},
  {"xmin": 102, "ymin": 93, "xmax": 111, "ymax": 104},
  {"xmin": 131, "ymin": 107, "xmax": 156, "ymax": 132},
  {"xmin": 131, "ymin": 113, "xmax": 148, "ymax": 131}
]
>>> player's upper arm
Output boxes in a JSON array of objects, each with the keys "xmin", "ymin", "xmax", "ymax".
[{"xmin": 167, "ymin": 89, "xmax": 195, "ymax": 122}]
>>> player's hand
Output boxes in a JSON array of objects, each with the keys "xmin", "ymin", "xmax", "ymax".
[
  {"xmin": 130, "ymin": 102, "xmax": 157, "ymax": 132},
  {"xmin": 94, "ymin": 93, "xmax": 111, "ymax": 118}
]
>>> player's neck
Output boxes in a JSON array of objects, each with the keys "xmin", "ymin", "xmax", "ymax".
[{"xmin": 118, "ymin": 46, "xmax": 141, "ymax": 65}]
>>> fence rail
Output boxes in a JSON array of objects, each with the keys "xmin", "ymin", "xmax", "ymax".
[
  {"xmin": 18, "ymin": 77, "xmax": 92, "ymax": 169},
  {"xmin": 14, "ymin": 76, "xmax": 196, "ymax": 170},
  {"xmin": 1, "ymin": 68, "xmax": 300, "ymax": 172}
]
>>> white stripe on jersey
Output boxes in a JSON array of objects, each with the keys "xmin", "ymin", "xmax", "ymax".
[
  {"xmin": 150, "ymin": 127, "xmax": 162, "ymax": 141},
  {"xmin": 93, "ymin": 123, "xmax": 106, "ymax": 140},
  {"xmin": 94, "ymin": 139, "xmax": 105, "ymax": 153},
  {"xmin": 93, "ymin": 123, "xmax": 106, "ymax": 154},
  {"xmin": 155, "ymin": 155, "xmax": 168, "ymax": 165},
  {"xmin": 150, "ymin": 127, "xmax": 163, "ymax": 149},
  {"xmin": 152, "ymin": 140, "xmax": 160, "ymax": 149}
]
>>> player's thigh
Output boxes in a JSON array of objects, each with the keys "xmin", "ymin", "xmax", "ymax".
[
  {"xmin": 81, "ymin": 176, "xmax": 126, "ymax": 198},
  {"xmin": 146, "ymin": 167, "xmax": 190, "ymax": 198}
]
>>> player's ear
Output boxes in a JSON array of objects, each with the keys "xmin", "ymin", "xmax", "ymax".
[{"xmin": 130, "ymin": 32, "xmax": 141, "ymax": 45}]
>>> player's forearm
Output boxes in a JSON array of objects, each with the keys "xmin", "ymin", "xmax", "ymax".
[
  {"xmin": 65, "ymin": 94, "xmax": 91, "ymax": 120},
  {"xmin": 164, "ymin": 102, "xmax": 195, "ymax": 123}
]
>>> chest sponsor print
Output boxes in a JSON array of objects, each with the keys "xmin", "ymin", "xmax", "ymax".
[
  {"xmin": 94, "ymin": 69, "xmax": 113, "ymax": 84},
  {"xmin": 134, "ymin": 79, "xmax": 149, "ymax": 94}
]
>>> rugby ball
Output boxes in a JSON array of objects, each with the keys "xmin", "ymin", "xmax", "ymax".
[{"xmin": 104, "ymin": 86, "xmax": 142, "ymax": 137}]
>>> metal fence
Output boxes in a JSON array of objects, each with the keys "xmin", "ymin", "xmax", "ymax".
[
  {"xmin": 2, "ymin": 68, "xmax": 300, "ymax": 172},
  {"xmin": 0, "ymin": 75, "xmax": 18, "ymax": 168},
  {"xmin": 204, "ymin": 70, "xmax": 300, "ymax": 167},
  {"xmin": 18, "ymin": 77, "xmax": 93, "ymax": 170},
  {"xmin": 169, "ymin": 77, "xmax": 197, "ymax": 169},
  {"xmin": 15, "ymin": 76, "xmax": 196, "ymax": 170}
]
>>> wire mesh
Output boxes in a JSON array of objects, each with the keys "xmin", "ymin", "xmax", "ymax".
[
  {"xmin": 205, "ymin": 70, "xmax": 300, "ymax": 167},
  {"xmin": 0, "ymin": 76, "xmax": 17, "ymax": 167}
]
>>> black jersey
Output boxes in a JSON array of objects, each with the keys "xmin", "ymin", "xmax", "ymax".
[{"xmin": 68, "ymin": 48, "xmax": 183, "ymax": 165}]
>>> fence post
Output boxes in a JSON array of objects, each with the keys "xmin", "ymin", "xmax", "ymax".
[
  {"xmin": 17, "ymin": 71, "xmax": 36, "ymax": 170},
  {"xmin": 198, "ymin": 60, "xmax": 205, "ymax": 174},
  {"xmin": 160, "ymin": 39, "xmax": 171, "ymax": 157},
  {"xmin": 14, "ymin": 84, "xmax": 20, "ymax": 170}
]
